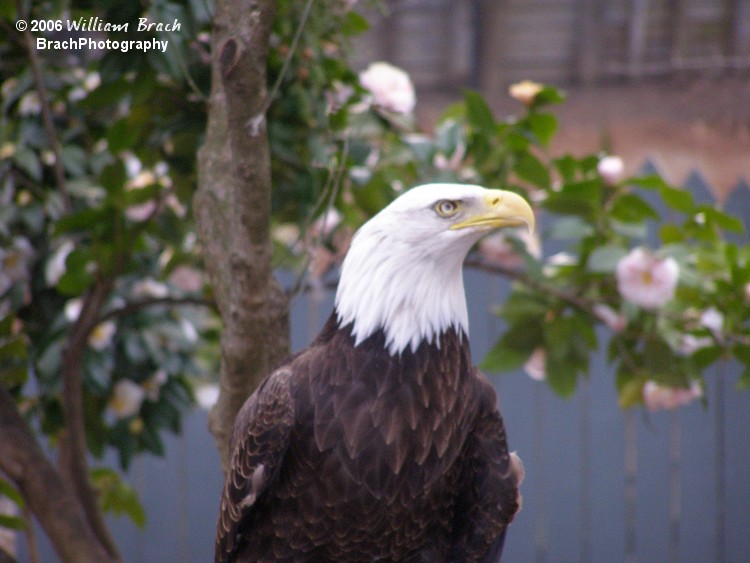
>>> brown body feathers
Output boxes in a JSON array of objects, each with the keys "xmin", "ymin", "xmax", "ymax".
[{"xmin": 215, "ymin": 314, "xmax": 523, "ymax": 562}]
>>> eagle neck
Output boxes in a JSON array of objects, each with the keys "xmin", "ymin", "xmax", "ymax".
[{"xmin": 334, "ymin": 237, "xmax": 469, "ymax": 356}]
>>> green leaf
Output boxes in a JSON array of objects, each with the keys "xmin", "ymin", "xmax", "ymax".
[
  {"xmin": 56, "ymin": 247, "xmax": 95, "ymax": 296},
  {"xmin": 500, "ymin": 291, "xmax": 549, "ymax": 324},
  {"xmin": 659, "ymin": 224, "xmax": 684, "ymax": 244},
  {"xmin": 140, "ymin": 425, "xmax": 165, "ymax": 456},
  {"xmin": 587, "ymin": 244, "xmax": 628, "ymax": 273},
  {"xmin": 60, "ymin": 145, "xmax": 88, "ymax": 178},
  {"xmin": 532, "ymin": 85, "xmax": 566, "ymax": 107},
  {"xmin": 547, "ymin": 216, "xmax": 595, "ymax": 240},
  {"xmin": 91, "ymin": 467, "xmax": 146, "ymax": 528},
  {"xmin": 546, "ymin": 358, "xmax": 578, "ymax": 397},
  {"xmin": 55, "ymin": 206, "xmax": 113, "ymax": 236},
  {"xmin": 611, "ymin": 193, "xmax": 660, "ymax": 223},
  {"xmin": 700, "ymin": 206, "xmax": 744, "ymax": 234},
  {"xmin": 481, "ymin": 340, "xmax": 529, "ymax": 373},
  {"xmin": 545, "ymin": 179, "xmax": 601, "ymax": 217},
  {"xmin": 107, "ymin": 118, "xmax": 142, "ymax": 153},
  {"xmin": 342, "ymin": 10, "xmax": 370, "ymax": 35},
  {"xmin": 617, "ymin": 374, "xmax": 645, "ymax": 409},
  {"xmin": 554, "ymin": 155, "xmax": 578, "ymax": 182},
  {"xmin": 514, "ymin": 152, "xmax": 550, "ymax": 189},
  {"xmin": 526, "ymin": 112, "xmax": 557, "ymax": 147},
  {"xmin": 464, "ymin": 90, "xmax": 495, "ymax": 136},
  {"xmin": 627, "ymin": 174, "xmax": 671, "ymax": 190},
  {"xmin": 13, "ymin": 147, "xmax": 42, "ymax": 181},
  {"xmin": 659, "ymin": 185, "xmax": 695, "ymax": 213}
]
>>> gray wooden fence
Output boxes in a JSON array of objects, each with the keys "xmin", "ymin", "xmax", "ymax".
[{"xmin": 20, "ymin": 170, "xmax": 750, "ymax": 561}]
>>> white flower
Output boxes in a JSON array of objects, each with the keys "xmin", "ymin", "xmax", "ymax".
[
  {"xmin": 143, "ymin": 369, "xmax": 168, "ymax": 401},
  {"xmin": 0, "ymin": 299, "xmax": 10, "ymax": 321},
  {"xmin": 0, "ymin": 237, "xmax": 34, "ymax": 284},
  {"xmin": 597, "ymin": 155, "xmax": 625, "ymax": 185},
  {"xmin": 508, "ymin": 80, "xmax": 543, "ymax": 106},
  {"xmin": 593, "ymin": 304, "xmax": 626, "ymax": 333},
  {"xmin": 64, "ymin": 298, "xmax": 83, "ymax": 322},
  {"xmin": 127, "ymin": 170, "xmax": 156, "ymax": 189},
  {"xmin": 88, "ymin": 320, "xmax": 116, "ymax": 350},
  {"xmin": 433, "ymin": 143, "xmax": 466, "ymax": 172},
  {"xmin": 744, "ymin": 283, "xmax": 750, "ymax": 303},
  {"xmin": 325, "ymin": 80, "xmax": 354, "ymax": 113},
  {"xmin": 18, "ymin": 92, "xmax": 41, "ymax": 115},
  {"xmin": 679, "ymin": 334, "xmax": 714, "ymax": 355},
  {"xmin": 1, "ymin": 78, "xmax": 18, "ymax": 100},
  {"xmin": 196, "ymin": 384, "xmax": 220, "ymax": 411},
  {"xmin": 359, "ymin": 62, "xmax": 416, "ymax": 114},
  {"xmin": 40, "ymin": 150, "xmax": 56, "ymax": 166},
  {"xmin": 83, "ymin": 72, "xmax": 101, "ymax": 92},
  {"xmin": 0, "ymin": 143, "xmax": 15, "ymax": 159},
  {"xmin": 616, "ymin": 248, "xmax": 679, "ymax": 310},
  {"xmin": 123, "ymin": 152, "xmax": 142, "ymax": 177},
  {"xmin": 0, "ymin": 274, "xmax": 10, "ymax": 296},
  {"xmin": 699, "ymin": 307, "xmax": 723, "ymax": 334},
  {"xmin": 68, "ymin": 87, "xmax": 87, "ymax": 103},
  {"xmin": 109, "ymin": 380, "xmax": 146, "ymax": 418},
  {"xmin": 642, "ymin": 380, "xmax": 702, "ymax": 411},
  {"xmin": 273, "ymin": 223, "xmax": 301, "ymax": 249},
  {"xmin": 180, "ymin": 318, "xmax": 198, "ymax": 343},
  {"xmin": 310, "ymin": 209, "xmax": 342, "ymax": 239},
  {"xmin": 125, "ymin": 200, "xmax": 157, "ymax": 222},
  {"xmin": 133, "ymin": 278, "xmax": 169, "ymax": 299},
  {"xmin": 46, "ymin": 241, "xmax": 75, "ymax": 286},
  {"xmin": 546, "ymin": 252, "xmax": 577, "ymax": 267},
  {"xmin": 523, "ymin": 347, "xmax": 546, "ymax": 381}
]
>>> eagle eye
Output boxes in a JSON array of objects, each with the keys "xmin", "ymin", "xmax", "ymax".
[{"xmin": 434, "ymin": 199, "xmax": 460, "ymax": 218}]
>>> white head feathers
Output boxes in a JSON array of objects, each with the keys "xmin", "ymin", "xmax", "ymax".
[{"xmin": 334, "ymin": 183, "xmax": 534, "ymax": 356}]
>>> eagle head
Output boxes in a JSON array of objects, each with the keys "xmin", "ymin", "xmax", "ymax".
[{"xmin": 335, "ymin": 183, "xmax": 535, "ymax": 355}]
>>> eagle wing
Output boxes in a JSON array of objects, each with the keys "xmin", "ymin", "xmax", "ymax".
[
  {"xmin": 214, "ymin": 366, "xmax": 295, "ymax": 563},
  {"xmin": 450, "ymin": 370, "xmax": 525, "ymax": 562}
]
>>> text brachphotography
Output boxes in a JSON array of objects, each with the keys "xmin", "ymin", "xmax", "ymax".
[{"xmin": 36, "ymin": 36, "xmax": 169, "ymax": 53}]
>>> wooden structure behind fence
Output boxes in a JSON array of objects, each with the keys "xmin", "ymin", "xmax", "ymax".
[{"xmin": 352, "ymin": 0, "xmax": 750, "ymax": 90}]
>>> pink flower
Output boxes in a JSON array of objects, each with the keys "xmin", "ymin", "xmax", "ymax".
[
  {"xmin": 359, "ymin": 62, "xmax": 416, "ymax": 114},
  {"xmin": 699, "ymin": 307, "xmax": 723, "ymax": 335},
  {"xmin": 616, "ymin": 248, "xmax": 679, "ymax": 310},
  {"xmin": 523, "ymin": 348, "xmax": 546, "ymax": 381},
  {"xmin": 642, "ymin": 380, "xmax": 702, "ymax": 411},
  {"xmin": 508, "ymin": 80, "xmax": 543, "ymax": 107},
  {"xmin": 597, "ymin": 155, "xmax": 625, "ymax": 185}
]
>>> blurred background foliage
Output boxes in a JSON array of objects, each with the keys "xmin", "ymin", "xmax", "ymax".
[{"xmin": 1, "ymin": 0, "xmax": 748, "ymax": 536}]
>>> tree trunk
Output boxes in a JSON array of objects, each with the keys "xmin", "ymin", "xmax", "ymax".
[
  {"xmin": 0, "ymin": 387, "xmax": 114, "ymax": 563},
  {"xmin": 195, "ymin": 0, "xmax": 290, "ymax": 470}
]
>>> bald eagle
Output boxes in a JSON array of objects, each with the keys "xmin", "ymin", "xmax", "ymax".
[{"xmin": 216, "ymin": 183, "xmax": 532, "ymax": 562}]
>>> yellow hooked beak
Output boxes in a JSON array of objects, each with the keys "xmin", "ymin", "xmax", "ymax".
[{"xmin": 449, "ymin": 189, "xmax": 535, "ymax": 233}]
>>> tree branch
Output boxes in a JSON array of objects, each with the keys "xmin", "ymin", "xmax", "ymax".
[
  {"xmin": 16, "ymin": 0, "xmax": 71, "ymax": 211},
  {"xmin": 59, "ymin": 277, "xmax": 121, "ymax": 561},
  {"xmin": 195, "ymin": 0, "xmax": 290, "ymax": 470},
  {"xmin": 97, "ymin": 295, "xmax": 217, "ymax": 323},
  {"xmin": 465, "ymin": 256, "xmax": 598, "ymax": 316},
  {"xmin": 0, "ymin": 386, "xmax": 113, "ymax": 563}
]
